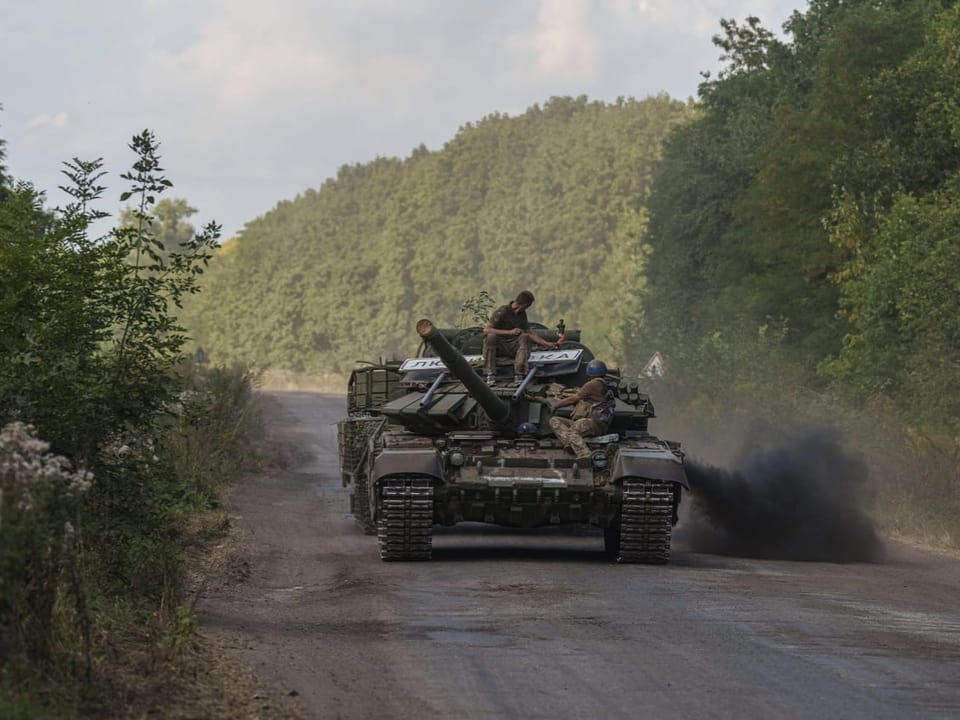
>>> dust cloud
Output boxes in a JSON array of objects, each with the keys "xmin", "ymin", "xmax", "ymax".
[{"xmin": 684, "ymin": 426, "xmax": 884, "ymax": 562}]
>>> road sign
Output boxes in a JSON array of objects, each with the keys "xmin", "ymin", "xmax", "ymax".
[{"xmin": 641, "ymin": 351, "xmax": 665, "ymax": 378}]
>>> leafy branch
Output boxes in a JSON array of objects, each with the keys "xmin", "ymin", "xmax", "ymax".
[
  {"xmin": 458, "ymin": 290, "xmax": 495, "ymax": 327},
  {"xmin": 107, "ymin": 131, "xmax": 220, "ymax": 405}
]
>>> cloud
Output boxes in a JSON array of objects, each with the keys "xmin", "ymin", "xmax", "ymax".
[
  {"xmin": 136, "ymin": 1, "xmax": 436, "ymax": 116},
  {"xmin": 23, "ymin": 112, "xmax": 70, "ymax": 132},
  {"xmin": 145, "ymin": 5, "xmax": 340, "ymax": 108},
  {"xmin": 604, "ymin": 0, "xmax": 719, "ymax": 38},
  {"xmin": 606, "ymin": 0, "xmax": 792, "ymax": 37},
  {"xmin": 508, "ymin": 0, "xmax": 598, "ymax": 81}
]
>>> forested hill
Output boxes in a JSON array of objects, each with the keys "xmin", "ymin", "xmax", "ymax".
[{"xmin": 180, "ymin": 95, "xmax": 694, "ymax": 373}]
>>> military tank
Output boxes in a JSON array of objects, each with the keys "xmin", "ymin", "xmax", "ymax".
[{"xmin": 337, "ymin": 319, "xmax": 688, "ymax": 563}]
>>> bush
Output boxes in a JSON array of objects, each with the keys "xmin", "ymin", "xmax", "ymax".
[
  {"xmin": 0, "ymin": 422, "xmax": 92, "ymax": 693},
  {"xmin": 0, "ymin": 131, "xmax": 272, "ymax": 714}
]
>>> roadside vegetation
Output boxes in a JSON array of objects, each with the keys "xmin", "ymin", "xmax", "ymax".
[
  {"xmin": 0, "ymin": 131, "xmax": 276, "ymax": 718},
  {"xmin": 633, "ymin": 0, "xmax": 960, "ymax": 548}
]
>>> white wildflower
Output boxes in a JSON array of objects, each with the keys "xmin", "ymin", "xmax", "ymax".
[
  {"xmin": 0, "ymin": 422, "xmax": 94, "ymax": 513},
  {"xmin": 100, "ymin": 434, "xmax": 134, "ymax": 460}
]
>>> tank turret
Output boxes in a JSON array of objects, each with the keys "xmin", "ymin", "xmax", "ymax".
[
  {"xmin": 416, "ymin": 318, "xmax": 510, "ymax": 425},
  {"xmin": 377, "ymin": 318, "xmax": 584, "ymax": 434}
]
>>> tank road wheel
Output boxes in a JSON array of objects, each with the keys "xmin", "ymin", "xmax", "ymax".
[
  {"xmin": 352, "ymin": 468, "xmax": 376, "ymax": 535},
  {"xmin": 617, "ymin": 478, "xmax": 674, "ymax": 564},
  {"xmin": 377, "ymin": 476, "xmax": 434, "ymax": 561}
]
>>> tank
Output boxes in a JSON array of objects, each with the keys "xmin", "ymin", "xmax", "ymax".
[{"xmin": 337, "ymin": 319, "xmax": 688, "ymax": 563}]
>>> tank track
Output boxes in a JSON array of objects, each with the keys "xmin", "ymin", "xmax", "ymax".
[
  {"xmin": 618, "ymin": 478, "xmax": 674, "ymax": 564},
  {"xmin": 377, "ymin": 476, "xmax": 434, "ymax": 561},
  {"xmin": 340, "ymin": 415, "xmax": 384, "ymax": 535},
  {"xmin": 352, "ymin": 468, "xmax": 376, "ymax": 535}
]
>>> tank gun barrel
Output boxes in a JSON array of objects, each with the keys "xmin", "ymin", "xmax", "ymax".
[{"xmin": 416, "ymin": 319, "xmax": 511, "ymax": 425}]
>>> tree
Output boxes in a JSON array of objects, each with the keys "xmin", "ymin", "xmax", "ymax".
[
  {"xmin": 0, "ymin": 103, "xmax": 11, "ymax": 197},
  {"xmin": 119, "ymin": 197, "xmax": 199, "ymax": 257}
]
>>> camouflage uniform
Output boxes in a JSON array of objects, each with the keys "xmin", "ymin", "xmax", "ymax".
[
  {"xmin": 548, "ymin": 378, "xmax": 612, "ymax": 459},
  {"xmin": 483, "ymin": 303, "xmax": 532, "ymax": 377}
]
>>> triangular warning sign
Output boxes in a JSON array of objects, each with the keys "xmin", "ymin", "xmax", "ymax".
[{"xmin": 641, "ymin": 351, "xmax": 665, "ymax": 378}]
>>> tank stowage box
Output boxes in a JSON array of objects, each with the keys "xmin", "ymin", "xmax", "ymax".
[{"xmin": 337, "ymin": 319, "xmax": 688, "ymax": 563}]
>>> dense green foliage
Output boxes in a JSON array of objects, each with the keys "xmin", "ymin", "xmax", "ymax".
[
  {"xmin": 0, "ymin": 131, "xmax": 265, "ymax": 715},
  {"xmin": 180, "ymin": 96, "xmax": 694, "ymax": 371},
  {"xmin": 632, "ymin": 0, "xmax": 960, "ymax": 432},
  {"xmin": 628, "ymin": 0, "xmax": 960, "ymax": 545}
]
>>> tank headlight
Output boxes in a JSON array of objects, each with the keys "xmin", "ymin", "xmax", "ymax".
[
  {"xmin": 448, "ymin": 451, "xmax": 465, "ymax": 467},
  {"xmin": 592, "ymin": 451, "xmax": 608, "ymax": 469},
  {"xmin": 516, "ymin": 422, "xmax": 538, "ymax": 435}
]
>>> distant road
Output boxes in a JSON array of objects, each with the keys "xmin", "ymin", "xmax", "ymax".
[{"xmin": 198, "ymin": 391, "xmax": 960, "ymax": 719}]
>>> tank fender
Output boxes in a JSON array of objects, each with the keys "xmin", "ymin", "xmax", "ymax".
[
  {"xmin": 371, "ymin": 449, "xmax": 443, "ymax": 485},
  {"xmin": 612, "ymin": 448, "xmax": 689, "ymax": 489}
]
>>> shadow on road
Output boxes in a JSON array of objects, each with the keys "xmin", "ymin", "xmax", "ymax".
[{"xmin": 430, "ymin": 545, "xmax": 612, "ymax": 563}]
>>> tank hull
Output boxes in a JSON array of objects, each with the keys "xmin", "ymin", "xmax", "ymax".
[{"xmin": 365, "ymin": 428, "xmax": 686, "ymax": 563}]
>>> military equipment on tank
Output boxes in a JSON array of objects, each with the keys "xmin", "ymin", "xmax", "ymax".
[{"xmin": 337, "ymin": 319, "xmax": 688, "ymax": 563}]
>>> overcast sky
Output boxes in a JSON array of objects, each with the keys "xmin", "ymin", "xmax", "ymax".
[{"xmin": 1, "ymin": 0, "xmax": 801, "ymax": 240}]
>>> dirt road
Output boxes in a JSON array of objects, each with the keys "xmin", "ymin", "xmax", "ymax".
[{"xmin": 198, "ymin": 391, "xmax": 960, "ymax": 719}]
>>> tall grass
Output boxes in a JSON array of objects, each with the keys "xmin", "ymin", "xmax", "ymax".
[{"xmin": 0, "ymin": 362, "xmax": 264, "ymax": 718}]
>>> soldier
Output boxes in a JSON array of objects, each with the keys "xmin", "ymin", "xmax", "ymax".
[
  {"xmin": 548, "ymin": 359, "xmax": 616, "ymax": 459},
  {"xmin": 482, "ymin": 290, "xmax": 559, "ymax": 385}
]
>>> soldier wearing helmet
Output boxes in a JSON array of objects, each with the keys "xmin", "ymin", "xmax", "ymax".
[
  {"xmin": 482, "ymin": 290, "xmax": 559, "ymax": 386},
  {"xmin": 548, "ymin": 359, "xmax": 615, "ymax": 459}
]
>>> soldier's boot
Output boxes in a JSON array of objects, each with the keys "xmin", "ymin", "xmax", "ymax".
[{"xmin": 570, "ymin": 436, "xmax": 591, "ymax": 459}]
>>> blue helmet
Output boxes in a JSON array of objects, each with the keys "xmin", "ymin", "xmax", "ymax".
[{"xmin": 586, "ymin": 359, "xmax": 607, "ymax": 376}]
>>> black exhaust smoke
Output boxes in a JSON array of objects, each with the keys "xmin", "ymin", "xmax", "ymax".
[{"xmin": 685, "ymin": 426, "xmax": 883, "ymax": 562}]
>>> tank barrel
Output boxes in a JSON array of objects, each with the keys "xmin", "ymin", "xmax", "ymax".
[{"xmin": 416, "ymin": 319, "xmax": 511, "ymax": 425}]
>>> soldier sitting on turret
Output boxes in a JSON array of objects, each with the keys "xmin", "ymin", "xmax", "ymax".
[
  {"xmin": 548, "ymin": 359, "xmax": 616, "ymax": 459},
  {"xmin": 482, "ymin": 290, "xmax": 559, "ymax": 386}
]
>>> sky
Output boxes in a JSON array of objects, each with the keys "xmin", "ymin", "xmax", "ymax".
[{"xmin": 1, "ymin": 0, "xmax": 802, "ymax": 240}]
